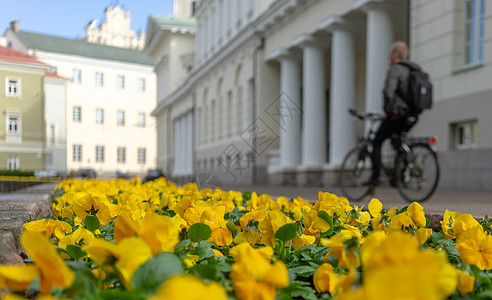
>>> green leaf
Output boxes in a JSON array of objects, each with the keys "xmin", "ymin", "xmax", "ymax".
[
  {"xmin": 275, "ymin": 223, "xmax": 298, "ymax": 243},
  {"xmin": 131, "ymin": 252, "xmax": 183, "ymax": 296},
  {"xmin": 188, "ymin": 223, "xmax": 212, "ymax": 243},
  {"xmin": 100, "ymin": 289, "xmax": 141, "ymax": 300},
  {"xmin": 226, "ymin": 221, "xmax": 238, "ymax": 236},
  {"xmin": 66, "ymin": 245, "xmax": 86, "ymax": 261},
  {"xmin": 288, "ymin": 265, "xmax": 317, "ymax": 277},
  {"xmin": 84, "ymin": 215, "xmax": 100, "ymax": 232},
  {"xmin": 242, "ymin": 191, "xmax": 252, "ymax": 200},
  {"xmin": 65, "ymin": 270, "xmax": 99, "ymax": 300},
  {"xmin": 191, "ymin": 263, "xmax": 217, "ymax": 281},
  {"xmin": 317, "ymin": 211, "xmax": 334, "ymax": 235}
]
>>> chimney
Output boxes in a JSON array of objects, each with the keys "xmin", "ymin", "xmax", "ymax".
[{"xmin": 10, "ymin": 20, "xmax": 19, "ymax": 32}]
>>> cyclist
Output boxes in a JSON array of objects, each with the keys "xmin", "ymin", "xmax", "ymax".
[{"xmin": 362, "ymin": 41, "xmax": 421, "ymax": 186}]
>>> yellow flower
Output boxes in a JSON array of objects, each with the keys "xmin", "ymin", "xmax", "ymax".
[
  {"xmin": 292, "ymin": 234, "xmax": 316, "ymax": 250},
  {"xmin": 453, "ymin": 214, "xmax": 481, "ymax": 240},
  {"xmin": 456, "ymin": 226, "xmax": 492, "ymax": 270},
  {"xmin": 82, "ymin": 237, "xmax": 119, "ymax": 267},
  {"xmin": 230, "ymin": 243, "xmax": 288, "ymax": 300},
  {"xmin": 148, "ymin": 274, "xmax": 227, "ymax": 300},
  {"xmin": 440, "ymin": 210, "xmax": 461, "ymax": 239},
  {"xmin": 259, "ymin": 210, "xmax": 293, "ymax": 248},
  {"xmin": 360, "ymin": 231, "xmax": 457, "ymax": 300},
  {"xmin": 368, "ymin": 198, "xmax": 383, "ymax": 218},
  {"xmin": 321, "ymin": 229, "xmax": 362, "ymax": 269},
  {"xmin": 0, "ymin": 265, "xmax": 39, "ymax": 291},
  {"xmin": 72, "ymin": 194, "xmax": 112, "ymax": 226},
  {"xmin": 406, "ymin": 202, "xmax": 427, "ymax": 228},
  {"xmin": 456, "ymin": 269, "xmax": 475, "ymax": 296},
  {"xmin": 20, "ymin": 231, "xmax": 75, "ymax": 294},
  {"xmin": 58, "ymin": 227, "xmax": 95, "ymax": 251},
  {"xmin": 313, "ymin": 263, "xmax": 356, "ymax": 295},
  {"xmin": 116, "ymin": 237, "xmax": 153, "ymax": 289},
  {"xmin": 24, "ymin": 219, "xmax": 72, "ymax": 240},
  {"xmin": 415, "ymin": 228, "xmax": 433, "ymax": 244}
]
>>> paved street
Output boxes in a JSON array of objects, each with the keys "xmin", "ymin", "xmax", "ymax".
[{"xmin": 220, "ymin": 184, "xmax": 492, "ymax": 219}]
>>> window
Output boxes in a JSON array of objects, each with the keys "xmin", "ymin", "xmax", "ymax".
[
  {"xmin": 137, "ymin": 112, "xmax": 145, "ymax": 127},
  {"xmin": 73, "ymin": 69, "xmax": 81, "ymax": 84},
  {"xmin": 117, "ymin": 147, "xmax": 126, "ymax": 163},
  {"xmin": 138, "ymin": 148, "xmax": 146, "ymax": 164},
  {"xmin": 73, "ymin": 144, "xmax": 82, "ymax": 162},
  {"xmin": 95, "ymin": 72, "xmax": 104, "ymax": 86},
  {"xmin": 117, "ymin": 75, "xmax": 125, "ymax": 89},
  {"xmin": 7, "ymin": 116, "xmax": 20, "ymax": 134},
  {"xmin": 138, "ymin": 78, "xmax": 145, "ymax": 91},
  {"xmin": 73, "ymin": 106, "xmax": 81, "ymax": 122},
  {"xmin": 117, "ymin": 110, "xmax": 125, "ymax": 126},
  {"xmin": 7, "ymin": 156, "xmax": 19, "ymax": 170},
  {"xmin": 5, "ymin": 112, "xmax": 21, "ymax": 143},
  {"xmin": 96, "ymin": 146, "xmax": 105, "ymax": 162},
  {"xmin": 454, "ymin": 121, "xmax": 478, "ymax": 149},
  {"xmin": 96, "ymin": 109, "xmax": 104, "ymax": 124},
  {"xmin": 6, "ymin": 78, "xmax": 20, "ymax": 97},
  {"xmin": 464, "ymin": 0, "xmax": 485, "ymax": 65}
]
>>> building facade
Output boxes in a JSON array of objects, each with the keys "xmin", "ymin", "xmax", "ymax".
[
  {"xmin": 4, "ymin": 23, "xmax": 157, "ymax": 177},
  {"xmin": 151, "ymin": 0, "xmax": 492, "ymax": 190},
  {"xmin": 0, "ymin": 46, "xmax": 50, "ymax": 171},
  {"xmin": 85, "ymin": 4, "xmax": 146, "ymax": 50}
]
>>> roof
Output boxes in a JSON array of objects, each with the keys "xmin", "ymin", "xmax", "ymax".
[
  {"xmin": 0, "ymin": 45, "xmax": 47, "ymax": 66},
  {"xmin": 12, "ymin": 30, "xmax": 154, "ymax": 66},
  {"xmin": 150, "ymin": 16, "xmax": 196, "ymax": 27}
]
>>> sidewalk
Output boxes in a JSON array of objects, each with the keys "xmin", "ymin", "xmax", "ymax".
[{"xmin": 220, "ymin": 184, "xmax": 492, "ymax": 219}]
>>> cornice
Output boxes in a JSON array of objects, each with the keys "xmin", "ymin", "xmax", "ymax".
[
  {"xmin": 254, "ymin": 0, "xmax": 310, "ymax": 33},
  {"xmin": 195, "ymin": 0, "xmax": 212, "ymax": 19}
]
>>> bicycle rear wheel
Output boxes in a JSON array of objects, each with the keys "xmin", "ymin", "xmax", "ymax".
[
  {"xmin": 339, "ymin": 147, "xmax": 372, "ymax": 202},
  {"xmin": 396, "ymin": 143, "xmax": 439, "ymax": 203}
]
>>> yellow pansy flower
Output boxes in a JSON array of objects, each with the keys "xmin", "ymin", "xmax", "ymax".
[
  {"xmin": 58, "ymin": 227, "xmax": 95, "ymax": 251},
  {"xmin": 24, "ymin": 219, "xmax": 72, "ymax": 240},
  {"xmin": 20, "ymin": 231, "xmax": 75, "ymax": 294},
  {"xmin": 116, "ymin": 237, "xmax": 153, "ymax": 289},
  {"xmin": 0, "ymin": 264, "xmax": 39, "ymax": 291},
  {"xmin": 313, "ymin": 263, "xmax": 356, "ymax": 295},
  {"xmin": 456, "ymin": 269, "xmax": 475, "ymax": 296},
  {"xmin": 456, "ymin": 226, "xmax": 492, "ymax": 270},
  {"xmin": 321, "ymin": 229, "xmax": 361, "ymax": 269},
  {"xmin": 148, "ymin": 274, "xmax": 227, "ymax": 300},
  {"xmin": 72, "ymin": 194, "xmax": 112, "ymax": 226}
]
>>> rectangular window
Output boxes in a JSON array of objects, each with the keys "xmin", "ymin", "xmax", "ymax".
[
  {"xmin": 138, "ymin": 148, "xmax": 146, "ymax": 164},
  {"xmin": 138, "ymin": 78, "xmax": 146, "ymax": 91},
  {"xmin": 96, "ymin": 108, "xmax": 104, "ymax": 124},
  {"xmin": 137, "ymin": 112, "xmax": 145, "ymax": 127},
  {"xmin": 117, "ymin": 110, "xmax": 125, "ymax": 126},
  {"xmin": 73, "ymin": 69, "xmax": 81, "ymax": 84},
  {"xmin": 7, "ymin": 156, "xmax": 19, "ymax": 170},
  {"xmin": 6, "ymin": 78, "xmax": 20, "ymax": 97},
  {"xmin": 73, "ymin": 106, "xmax": 81, "ymax": 122},
  {"xmin": 95, "ymin": 72, "xmax": 104, "ymax": 86},
  {"xmin": 464, "ymin": 0, "xmax": 485, "ymax": 65},
  {"xmin": 117, "ymin": 147, "xmax": 126, "ymax": 163},
  {"xmin": 453, "ymin": 120, "xmax": 478, "ymax": 149},
  {"xmin": 73, "ymin": 144, "xmax": 82, "ymax": 162},
  {"xmin": 7, "ymin": 116, "xmax": 20, "ymax": 134},
  {"xmin": 117, "ymin": 75, "xmax": 125, "ymax": 89},
  {"xmin": 95, "ymin": 146, "xmax": 105, "ymax": 162}
]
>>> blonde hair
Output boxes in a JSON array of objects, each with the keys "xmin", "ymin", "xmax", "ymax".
[{"xmin": 390, "ymin": 41, "xmax": 409, "ymax": 60}]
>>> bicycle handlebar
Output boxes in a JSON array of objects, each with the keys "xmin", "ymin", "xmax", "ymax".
[{"xmin": 348, "ymin": 109, "xmax": 381, "ymax": 121}]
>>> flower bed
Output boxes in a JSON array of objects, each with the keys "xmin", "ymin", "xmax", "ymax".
[{"xmin": 0, "ymin": 178, "xmax": 491, "ymax": 299}]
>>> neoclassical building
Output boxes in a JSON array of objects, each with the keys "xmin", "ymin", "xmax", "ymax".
[{"xmin": 149, "ymin": 0, "xmax": 492, "ymax": 190}]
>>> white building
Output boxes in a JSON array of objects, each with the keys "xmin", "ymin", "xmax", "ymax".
[
  {"xmin": 86, "ymin": 4, "xmax": 146, "ymax": 50},
  {"xmin": 5, "ymin": 22, "xmax": 157, "ymax": 177},
  {"xmin": 149, "ymin": 0, "xmax": 492, "ymax": 190}
]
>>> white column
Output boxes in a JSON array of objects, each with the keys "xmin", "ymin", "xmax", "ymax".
[
  {"xmin": 359, "ymin": 1, "xmax": 394, "ymax": 115},
  {"xmin": 173, "ymin": 118, "xmax": 180, "ymax": 176},
  {"xmin": 186, "ymin": 112, "xmax": 193, "ymax": 174},
  {"xmin": 270, "ymin": 49, "xmax": 302, "ymax": 170},
  {"xmin": 293, "ymin": 34, "xmax": 328, "ymax": 168},
  {"xmin": 322, "ymin": 17, "xmax": 357, "ymax": 166}
]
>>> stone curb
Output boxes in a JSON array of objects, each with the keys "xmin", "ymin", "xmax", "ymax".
[{"xmin": 0, "ymin": 183, "xmax": 56, "ymax": 265}]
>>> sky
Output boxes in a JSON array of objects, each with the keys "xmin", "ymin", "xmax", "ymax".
[{"xmin": 0, "ymin": 0, "xmax": 174, "ymax": 39}]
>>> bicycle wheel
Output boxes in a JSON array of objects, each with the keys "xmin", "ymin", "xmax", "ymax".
[
  {"xmin": 396, "ymin": 143, "xmax": 440, "ymax": 203},
  {"xmin": 339, "ymin": 147, "xmax": 372, "ymax": 202}
]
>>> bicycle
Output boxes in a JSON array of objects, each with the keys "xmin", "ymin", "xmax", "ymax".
[{"xmin": 339, "ymin": 109, "xmax": 440, "ymax": 203}]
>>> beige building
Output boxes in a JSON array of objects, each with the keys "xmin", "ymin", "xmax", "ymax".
[
  {"xmin": 5, "ymin": 20, "xmax": 156, "ymax": 177},
  {"xmin": 151, "ymin": 0, "xmax": 492, "ymax": 190},
  {"xmin": 0, "ymin": 45, "xmax": 50, "ymax": 171},
  {"xmin": 86, "ymin": 4, "xmax": 146, "ymax": 50}
]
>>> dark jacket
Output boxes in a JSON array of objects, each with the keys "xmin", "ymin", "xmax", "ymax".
[{"xmin": 383, "ymin": 59, "xmax": 419, "ymax": 120}]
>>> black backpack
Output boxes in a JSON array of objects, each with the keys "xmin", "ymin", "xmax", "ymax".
[{"xmin": 398, "ymin": 61, "xmax": 433, "ymax": 114}]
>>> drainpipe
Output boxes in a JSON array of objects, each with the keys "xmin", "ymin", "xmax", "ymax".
[{"xmin": 252, "ymin": 37, "xmax": 265, "ymax": 185}]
